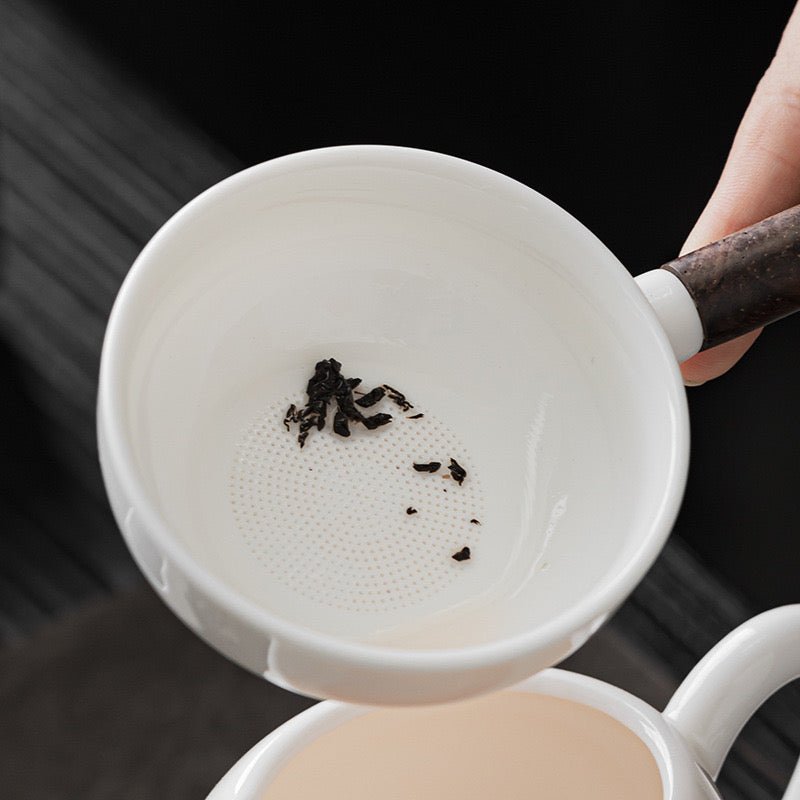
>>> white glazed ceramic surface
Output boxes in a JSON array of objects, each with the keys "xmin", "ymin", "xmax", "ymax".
[
  {"xmin": 207, "ymin": 607, "xmax": 800, "ymax": 800},
  {"xmin": 98, "ymin": 145, "xmax": 689, "ymax": 704}
]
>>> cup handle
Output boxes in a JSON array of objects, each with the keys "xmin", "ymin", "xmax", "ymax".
[
  {"xmin": 635, "ymin": 204, "xmax": 800, "ymax": 362},
  {"xmin": 663, "ymin": 605, "xmax": 800, "ymax": 795}
]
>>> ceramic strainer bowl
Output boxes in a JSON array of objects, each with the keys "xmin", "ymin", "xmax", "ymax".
[{"xmin": 100, "ymin": 145, "xmax": 797, "ymax": 704}]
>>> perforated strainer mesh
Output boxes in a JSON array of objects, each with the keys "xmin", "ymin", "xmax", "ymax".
[{"xmin": 229, "ymin": 399, "xmax": 484, "ymax": 613}]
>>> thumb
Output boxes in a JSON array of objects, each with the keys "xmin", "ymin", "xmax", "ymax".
[{"xmin": 680, "ymin": 1, "xmax": 800, "ymax": 385}]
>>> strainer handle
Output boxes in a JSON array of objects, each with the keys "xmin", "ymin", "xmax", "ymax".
[
  {"xmin": 636, "ymin": 203, "xmax": 800, "ymax": 362},
  {"xmin": 663, "ymin": 605, "xmax": 800, "ymax": 792}
]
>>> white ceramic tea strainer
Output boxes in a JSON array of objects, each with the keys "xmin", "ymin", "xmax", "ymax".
[{"xmin": 98, "ymin": 145, "xmax": 800, "ymax": 704}]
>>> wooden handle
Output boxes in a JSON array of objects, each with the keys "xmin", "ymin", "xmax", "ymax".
[{"xmin": 660, "ymin": 204, "xmax": 800, "ymax": 351}]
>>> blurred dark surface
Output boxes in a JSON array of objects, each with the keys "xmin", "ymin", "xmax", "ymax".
[
  {"xmin": 1, "ymin": 1, "xmax": 800, "ymax": 798},
  {"xmin": 0, "ymin": 587, "xmax": 316, "ymax": 800}
]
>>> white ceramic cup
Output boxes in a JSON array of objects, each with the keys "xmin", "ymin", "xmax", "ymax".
[
  {"xmin": 98, "ymin": 145, "xmax": 694, "ymax": 704},
  {"xmin": 207, "ymin": 606, "xmax": 800, "ymax": 800}
]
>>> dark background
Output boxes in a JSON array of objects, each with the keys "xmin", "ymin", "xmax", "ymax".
[{"xmin": 50, "ymin": 0, "xmax": 798, "ymax": 608}]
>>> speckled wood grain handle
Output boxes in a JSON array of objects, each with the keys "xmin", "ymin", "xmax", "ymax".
[{"xmin": 660, "ymin": 204, "xmax": 800, "ymax": 351}]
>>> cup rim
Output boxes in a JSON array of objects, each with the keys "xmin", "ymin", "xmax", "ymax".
[
  {"xmin": 98, "ymin": 143, "xmax": 689, "ymax": 673},
  {"xmin": 208, "ymin": 669, "xmax": 683, "ymax": 799}
]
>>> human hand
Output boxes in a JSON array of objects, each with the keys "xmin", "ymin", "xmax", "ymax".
[{"xmin": 681, "ymin": 2, "xmax": 800, "ymax": 385}]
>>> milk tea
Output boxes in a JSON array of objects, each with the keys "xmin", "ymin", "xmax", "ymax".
[{"xmin": 261, "ymin": 691, "xmax": 662, "ymax": 799}]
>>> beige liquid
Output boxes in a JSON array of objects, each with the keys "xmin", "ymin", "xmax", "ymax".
[{"xmin": 261, "ymin": 691, "xmax": 663, "ymax": 799}]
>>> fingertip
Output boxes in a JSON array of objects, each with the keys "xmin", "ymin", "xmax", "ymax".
[{"xmin": 680, "ymin": 328, "xmax": 762, "ymax": 384}]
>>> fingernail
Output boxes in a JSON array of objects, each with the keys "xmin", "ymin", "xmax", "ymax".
[{"xmin": 684, "ymin": 379, "xmax": 706, "ymax": 387}]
